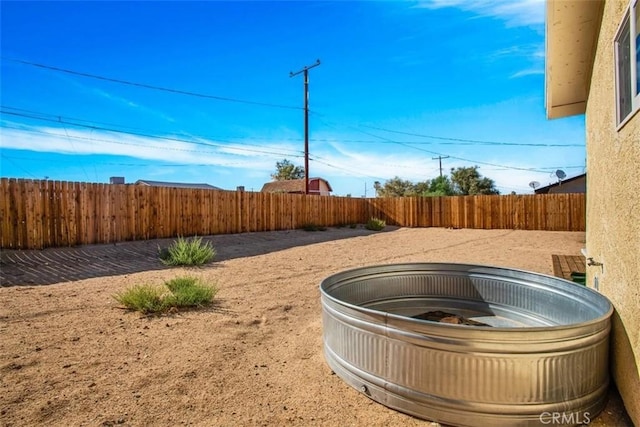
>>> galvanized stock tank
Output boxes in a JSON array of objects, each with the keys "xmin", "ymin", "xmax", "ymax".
[{"xmin": 320, "ymin": 263, "xmax": 613, "ymax": 427}]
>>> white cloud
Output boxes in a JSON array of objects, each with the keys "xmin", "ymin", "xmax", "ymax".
[
  {"xmin": 0, "ymin": 123, "xmax": 579, "ymax": 196},
  {"xmin": 488, "ymin": 45, "xmax": 545, "ymax": 79},
  {"xmin": 510, "ymin": 68, "xmax": 544, "ymax": 78},
  {"xmin": 0, "ymin": 125, "xmax": 293, "ymax": 172},
  {"xmin": 415, "ymin": 0, "xmax": 545, "ymax": 27}
]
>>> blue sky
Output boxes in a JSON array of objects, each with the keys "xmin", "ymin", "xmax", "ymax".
[{"xmin": 1, "ymin": 0, "xmax": 585, "ymax": 196}]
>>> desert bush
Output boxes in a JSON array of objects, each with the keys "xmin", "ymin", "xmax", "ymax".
[
  {"xmin": 114, "ymin": 284, "xmax": 169, "ymax": 314},
  {"xmin": 115, "ymin": 276, "xmax": 217, "ymax": 314},
  {"xmin": 365, "ymin": 217, "xmax": 386, "ymax": 231},
  {"xmin": 159, "ymin": 236, "xmax": 216, "ymax": 266},
  {"xmin": 165, "ymin": 276, "xmax": 217, "ymax": 307}
]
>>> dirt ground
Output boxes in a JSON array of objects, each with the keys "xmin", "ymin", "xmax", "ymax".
[{"xmin": 0, "ymin": 227, "xmax": 633, "ymax": 426}]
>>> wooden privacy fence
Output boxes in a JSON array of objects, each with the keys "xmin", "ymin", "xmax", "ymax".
[{"xmin": 0, "ymin": 178, "xmax": 586, "ymax": 249}]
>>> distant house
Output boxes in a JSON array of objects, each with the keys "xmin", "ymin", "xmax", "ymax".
[
  {"xmin": 261, "ymin": 178, "xmax": 332, "ymax": 196},
  {"xmin": 534, "ymin": 173, "xmax": 586, "ymax": 194},
  {"xmin": 135, "ymin": 180, "xmax": 222, "ymax": 190}
]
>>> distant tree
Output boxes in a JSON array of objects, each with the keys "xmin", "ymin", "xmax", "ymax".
[
  {"xmin": 450, "ymin": 166, "xmax": 499, "ymax": 195},
  {"xmin": 374, "ymin": 176, "xmax": 419, "ymax": 197},
  {"xmin": 421, "ymin": 175, "xmax": 455, "ymax": 197},
  {"xmin": 271, "ymin": 159, "xmax": 305, "ymax": 181},
  {"xmin": 413, "ymin": 180, "xmax": 431, "ymax": 195}
]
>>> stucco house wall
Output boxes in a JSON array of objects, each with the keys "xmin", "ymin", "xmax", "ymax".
[{"xmin": 584, "ymin": 1, "xmax": 640, "ymax": 423}]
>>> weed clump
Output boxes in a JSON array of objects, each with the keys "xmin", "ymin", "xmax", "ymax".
[
  {"xmin": 114, "ymin": 276, "xmax": 217, "ymax": 314},
  {"xmin": 365, "ymin": 217, "xmax": 386, "ymax": 231},
  {"xmin": 159, "ymin": 236, "xmax": 216, "ymax": 266},
  {"xmin": 114, "ymin": 284, "xmax": 168, "ymax": 314},
  {"xmin": 165, "ymin": 276, "xmax": 217, "ymax": 307}
]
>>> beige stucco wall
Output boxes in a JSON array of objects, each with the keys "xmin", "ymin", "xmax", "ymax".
[{"xmin": 585, "ymin": 1, "xmax": 640, "ymax": 424}]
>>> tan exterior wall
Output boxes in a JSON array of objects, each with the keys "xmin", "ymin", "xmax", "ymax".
[
  {"xmin": 317, "ymin": 181, "xmax": 331, "ymax": 196},
  {"xmin": 309, "ymin": 179, "xmax": 332, "ymax": 196},
  {"xmin": 585, "ymin": 1, "xmax": 640, "ymax": 424}
]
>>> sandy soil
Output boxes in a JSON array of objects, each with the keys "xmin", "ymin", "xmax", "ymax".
[{"xmin": 0, "ymin": 227, "xmax": 631, "ymax": 426}]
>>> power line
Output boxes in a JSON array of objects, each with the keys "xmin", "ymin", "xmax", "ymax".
[
  {"xmin": 1, "ymin": 106, "xmax": 305, "ymax": 155},
  {"xmin": 1, "ymin": 108, "xmax": 393, "ymax": 182},
  {"xmin": 3, "ymin": 57, "xmax": 301, "ymax": 110},
  {"xmin": 1, "ymin": 109, "xmax": 304, "ymax": 158},
  {"xmin": 0, "ymin": 153, "xmax": 270, "ymax": 168},
  {"xmin": 308, "ymin": 138, "xmax": 583, "ymax": 147},
  {"xmin": 356, "ymin": 123, "xmax": 585, "ymax": 148},
  {"xmin": 2, "ymin": 106, "xmax": 178, "ymax": 135},
  {"xmin": 61, "ymin": 122, "xmax": 92, "ymax": 182},
  {"xmin": 312, "ymin": 115, "xmax": 583, "ymax": 174},
  {"xmin": 309, "ymin": 111, "xmax": 584, "ymax": 147},
  {"xmin": 1, "ymin": 124, "xmax": 236, "ymax": 156},
  {"xmin": 1, "ymin": 127, "xmax": 384, "ymax": 181},
  {"xmin": 1, "ymin": 107, "xmax": 586, "ymax": 188},
  {"xmin": 8, "ymin": 107, "xmax": 583, "ymax": 149},
  {"xmin": 0, "ymin": 154, "xmax": 39, "ymax": 179},
  {"xmin": 309, "ymin": 156, "xmax": 386, "ymax": 181}
]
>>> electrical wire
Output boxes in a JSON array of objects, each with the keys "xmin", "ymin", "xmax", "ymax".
[
  {"xmin": 1, "ymin": 110, "xmax": 304, "ymax": 158},
  {"xmin": 308, "ymin": 156, "xmax": 387, "ymax": 180},
  {"xmin": 0, "ymin": 153, "xmax": 40, "ymax": 178},
  {"xmin": 310, "ymin": 110, "xmax": 584, "ymax": 148},
  {"xmin": 309, "ymin": 137, "xmax": 583, "ymax": 147},
  {"xmin": 312, "ymin": 115, "xmax": 585, "ymax": 174},
  {"xmin": 0, "ymin": 153, "xmax": 270, "ymax": 168},
  {"xmin": 3, "ymin": 58, "xmax": 301, "ymax": 110},
  {"xmin": 1, "ymin": 106, "xmax": 305, "ymax": 156},
  {"xmin": 356, "ymin": 124, "xmax": 585, "ymax": 148},
  {"xmin": 1, "ymin": 106, "xmax": 586, "ymax": 189},
  {"xmin": 61, "ymin": 121, "xmax": 92, "ymax": 181}
]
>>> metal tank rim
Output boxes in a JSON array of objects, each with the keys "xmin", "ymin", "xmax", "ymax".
[{"xmin": 319, "ymin": 262, "xmax": 613, "ymax": 332}]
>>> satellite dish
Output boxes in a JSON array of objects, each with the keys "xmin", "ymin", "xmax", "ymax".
[
  {"xmin": 555, "ymin": 169, "xmax": 566, "ymax": 180},
  {"xmin": 529, "ymin": 181, "xmax": 540, "ymax": 189}
]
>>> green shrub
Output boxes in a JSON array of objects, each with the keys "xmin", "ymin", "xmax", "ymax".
[
  {"xmin": 159, "ymin": 236, "xmax": 216, "ymax": 266},
  {"xmin": 114, "ymin": 276, "xmax": 217, "ymax": 314},
  {"xmin": 301, "ymin": 223, "xmax": 327, "ymax": 232},
  {"xmin": 114, "ymin": 284, "xmax": 170, "ymax": 314},
  {"xmin": 365, "ymin": 217, "xmax": 386, "ymax": 231},
  {"xmin": 165, "ymin": 276, "xmax": 217, "ymax": 307}
]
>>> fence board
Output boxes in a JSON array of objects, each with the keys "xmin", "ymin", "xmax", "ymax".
[{"xmin": 0, "ymin": 179, "xmax": 586, "ymax": 249}]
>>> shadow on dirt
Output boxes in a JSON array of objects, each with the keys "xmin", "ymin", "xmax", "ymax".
[{"xmin": 1, "ymin": 227, "xmax": 393, "ymax": 287}]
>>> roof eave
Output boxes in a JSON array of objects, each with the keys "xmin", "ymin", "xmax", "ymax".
[{"xmin": 545, "ymin": 0, "xmax": 604, "ymax": 119}]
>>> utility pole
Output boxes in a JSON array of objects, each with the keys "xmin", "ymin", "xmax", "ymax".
[
  {"xmin": 290, "ymin": 59, "xmax": 321, "ymax": 195},
  {"xmin": 432, "ymin": 155, "xmax": 449, "ymax": 178}
]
